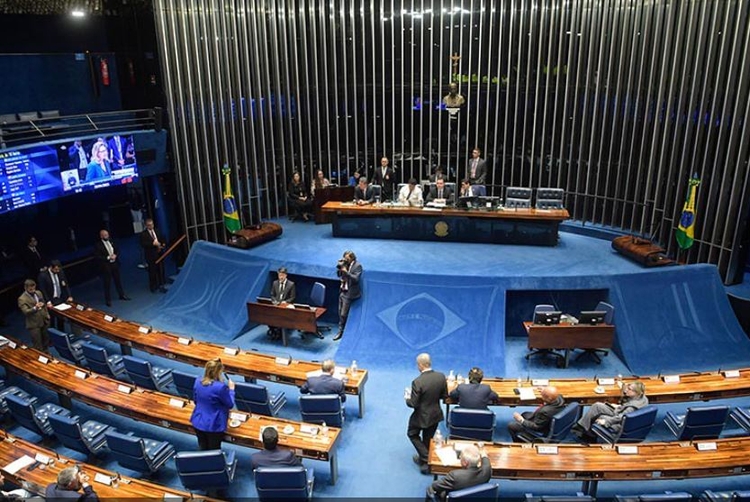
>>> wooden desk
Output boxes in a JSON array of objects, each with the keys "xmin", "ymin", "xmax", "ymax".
[
  {"xmin": 321, "ymin": 201, "xmax": 570, "ymax": 246},
  {"xmin": 246, "ymin": 301, "xmax": 325, "ymax": 347},
  {"xmin": 0, "ymin": 431, "xmax": 217, "ymax": 500},
  {"xmin": 429, "ymin": 438, "xmax": 750, "ymax": 496},
  {"xmin": 0, "ymin": 340, "xmax": 343, "ymax": 484},
  {"xmin": 52, "ymin": 303, "xmax": 368, "ymax": 418},
  {"xmin": 313, "ymin": 185, "xmax": 355, "ymax": 223},
  {"xmin": 524, "ymin": 321, "xmax": 615, "ymax": 368}
]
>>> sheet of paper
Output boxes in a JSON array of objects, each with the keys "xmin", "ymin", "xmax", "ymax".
[
  {"xmin": 53, "ymin": 303, "xmax": 72, "ymax": 311},
  {"xmin": 435, "ymin": 446, "xmax": 459, "ymax": 465},
  {"xmin": 517, "ymin": 387, "xmax": 536, "ymax": 401},
  {"xmin": 3, "ymin": 455, "xmax": 35, "ymax": 475}
]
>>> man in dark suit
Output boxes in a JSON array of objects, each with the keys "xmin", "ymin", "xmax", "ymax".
[
  {"xmin": 372, "ymin": 156, "xmax": 395, "ymax": 201},
  {"xmin": 426, "ymin": 178, "xmax": 453, "ymax": 203},
  {"xmin": 354, "ymin": 177, "xmax": 375, "ymax": 205},
  {"xmin": 447, "ymin": 367, "xmax": 498, "ymax": 409},
  {"xmin": 17, "ymin": 279, "xmax": 50, "ymax": 351},
  {"xmin": 69, "ymin": 140, "xmax": 89, "ymax": 171},
  {"xmin": 467, "ymin": 147, "xmax": 487, "ymax": 185},
  {"xmin": 429, "ymin": 166, "xmax": 447, "ymax": 183},
  {"xmin": 108, "ymin": 135, "xmax": 129, "ymax": 168},
  {"xmin": 406, "ymin": 353, "xmax": 448, "ymax": 474},
  {"xmin": 334, "ymin": 250, "xmax": 362, "ymax": 341},
  {"xmin": 93, "ymin": 229, "xmax": 130, "ymax": 307},
  {"xmin": 251, "ymin": 427, "xmax": 302, "ymax": 469},
  {"xmin": 267, "ymin": 267, "xmax": 298, "ymax": 340},
  {"xmin": 300, "ymin": 359, "xmax": 346, "ymax": 403},
  {"xmin": 37, "ymin": 260, "xmax": 73, "ymax": 330},
  {"xmin": 426, "ymin": 444, "xmax": 491, "ymax": 501},
  {"xmin": 140, "ymin": 218, "xmax": 167, "ymax": 293},
  {"xmin": 507, "ymin": 386, "xmax": 565, "ymax": 442},
  {"xmin": 21, "ymin": 236, "xmax": 45, "ymax": 280}
]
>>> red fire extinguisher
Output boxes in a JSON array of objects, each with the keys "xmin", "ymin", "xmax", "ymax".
[{"xmin": 100, "ymin": 57, "xmax": 110, "ymax": 86}]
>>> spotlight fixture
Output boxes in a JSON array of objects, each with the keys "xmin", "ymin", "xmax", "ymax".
[{"xmin": 71, "ymin": 9, "xmax": 86, "ymax": 17}]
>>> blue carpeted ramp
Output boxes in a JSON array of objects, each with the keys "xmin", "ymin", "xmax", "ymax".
[
  {"xmin": 611, "ymin": 264, "xmax": 750, "ymax": 374},
  {"xmin": 142, "ymin": 241, "xmax": 269, "ymax": 340},
  {"xmin": 335, "ymin": 271, "xmax": 506, "ymax": 375}
]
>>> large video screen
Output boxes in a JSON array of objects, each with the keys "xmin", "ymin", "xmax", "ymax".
[{"xmin": 0, "ymin": 135, "xmax": 138, "ymax": 215}]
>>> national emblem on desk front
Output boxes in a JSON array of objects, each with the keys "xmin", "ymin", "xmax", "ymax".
[{"xmin": 434, "ymin": 221, "xmax": 449, "ymax": 237}]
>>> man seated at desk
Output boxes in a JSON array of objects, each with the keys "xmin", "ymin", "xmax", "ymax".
[
  {"xmin": 267, "ymin": 267, "xmax": 296, "ymax": 340},
  {"xmin": 459, "ymin": 179, "xmax": 476, "ymax": 198},
  {"xmin": 507, "ymin": 386, "xmax": 565, "ymax": 442},
  {"xmin": 426, "ymin": 444, "xmax": 491, "ymax": 502},
  {"xmin": 426, "ymin": 178, "xmax": 452, "ymax": 204},
  {"xmin": 300, "ymin": 359, "xmax": 346, "ymax": 404},
  {"xmin": 251, "ymin": 427, "xmax": 302, "ymax": 469},
  {"xmin": 398, "ymin": 178, "xmax": 424, "ymax": 207},
  {"xmin": 447, "ymin": 367, "xmax": 498, "ymax": 409},
  {"xmin": 354, "ymin": 177, "xmax": 375, "ymax": 205}
]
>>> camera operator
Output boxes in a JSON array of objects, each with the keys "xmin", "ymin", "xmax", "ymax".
[{"xmin": 334, "ymin": 250, "xmax": 363, "ymax": 341}]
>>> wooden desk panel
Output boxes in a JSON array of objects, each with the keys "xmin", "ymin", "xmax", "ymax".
[
  {"xmin": 313, "ymin": 186, "xmax": 355, "ymax": 223},
  {"xmin": 524, "ymin": 321, "xmax": 616, "ymax": 368},
  {"xmin": 321, "ymin": 201, "xmax": 570, "ymax": 221},
  {"xmin": 0, "ymin": 431, "xmax": 217, "ymax": 500},
  {"xmin": 246, "ymin": 302, "xmax": 324, "ymax": 346},
  {"xmin": 429, "ymin": 438, "xmax": 750, "ymax": 495},
  {"xmin": 52, "ymin": 303, "xmax": 368, "ymax": 418},
  {"xmin": 0, "ymin": 340, "xmax": 342, "ymax": 483}
]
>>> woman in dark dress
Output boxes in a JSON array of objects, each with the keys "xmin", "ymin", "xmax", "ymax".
[{"xmin": 288, "ymin": 171, "xmax": 313, "ymax": 221}]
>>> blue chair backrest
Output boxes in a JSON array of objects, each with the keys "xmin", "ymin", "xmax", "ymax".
[
  {"xmin": 448, "ymin": 408, "xmax": 495, "ymax": 440},
  {"xmin": 47, "ymin": 414, "xmax": 89, "ymax": 453},
  {"xmin": 299, "ymin": 394, "xmax": 343, "ymax": 427},
  {"xmin": 255, "ymin": 466, "xmax": 311, "ymax": 500},
  {"xmin": 618, "ymin": 406, "xmax": 658, "ymax": 442},
  {"xmin": 106, "ymin": 430, "xmax": 155, "ymax": 472},
  {"xmin": 5, "ymin": 394, "xmax": 46, "ymax": 436},
  {"xmin": 534, "ymin": 304, "xmax": 555, "ymax": 315},
  {"xmin": 172, "ymin": 370, "xmax": 196, "ymax": 399},
  {"xmin": 595, "ymin": 301, "xmax": 615, "ymax": 325},
  {"xmin": 235, "ymin": 382, "xmax": 272, "ymax": 415},
  {"xmin": 310, "ymin": 282, "xmax": 326, "ymax": 307},
  {"xmin": 679, "ymin": 405, "xmax": 729, "ymax": 439},
  {"xmin": 81, "ymin": 342, "xmax": 115, "ymax": 376},
  {"xmin": 123, "ymin": 356, "xmax": 157, "ymax": 388},
  {"xmin": 49, "ymin": 329, "xmax": 81, "ymax": 363},
  {"xmin": 546, "ymin": 402, "xmax": 580, "ymax": 441},
  {"xmin": 448, "ymin": 482, "xmax": 498, "ymax": 500},
  {"xmin": 471, "ymin": 185, "xmax": 487, "ymax": 197},
  {"xmin": 175, "ymin": 450, "xmax": 235, "ymax": 491}
]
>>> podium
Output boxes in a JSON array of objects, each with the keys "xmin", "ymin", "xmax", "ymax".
[{"xmin": 313, "ymin": 185, "xmax": 355, "ymax": 224}]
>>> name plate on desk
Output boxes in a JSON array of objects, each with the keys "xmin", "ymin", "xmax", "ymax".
[
  {"xmin": 300, "ymin": 424, "xmax": 319, "ymax": 435},
  {"xmin": 76, "ymin": 304, "xmax": 85, "ymax": 311},
  {"xmin": 229, "ymin": 412, "xmax": 247, "ymax": 422},
  {"xmin": 531, "ymin": 379, "xmax": 549, "ymax": 386},
  {"xmin": 662, "ymin": 375, "xmax": 681, "ymax": 384},
  {"xmin": 536, "ymin": 445, "xmax": 558, "ymax": 455},
  {"xmin": 37, "ymin": 355, "xmax": 49, "ymax": 364},
  {"xmin": 223, "ymin": 347, "xmax": 238, "ymax": 356},
  {"xmin": 138, "ymin": 326, "xmax": 151, "ymax": 334},
  {"xmin": 724, "ymin": 370, "xmax": 741, "ymax": 378},
  {"xmin": 103, "ymin": 315, "xmax": 115, "ymax": 323},
  {"xmin": 163, "ymin": 494, "xmax": 183, "ymax": 501},
  {"xmin": 8, "ymin": 341, "xmax": 16, "ymax": 349},
  {"xmin": 598, "ymin": 378, "xmax": 616, "ymax": 385},
  {"xmin": 34, "ymin": 453, "xmax": 51, "ymax": 465},
  {"xmin": 169, "ymin": 398, "xmax": 185, "ymax": 408},
  {"xmin": 117, "ymin": 384, "xmax": 132, "ymax": 394},
  {"xmin": 177, "ymin": 337, "xmax": 191, "ymax": 345},
  {"xmin": 94, "ymin": 473, "xmax": 113, "ymax": 485},
  {"xmin": 617, "ymin": 445, "xmax": 639, "ymax": 455},
  {"xmin": 275, "ymin": 356, "xmax": 291, "ymax": 366},
  {"xmin": 696, "ymin": 442, "xmax": 718, "ymax": 451},
  {"xmin": 74, "ymin": 370, "xmax": 88, "ymax": 379}
]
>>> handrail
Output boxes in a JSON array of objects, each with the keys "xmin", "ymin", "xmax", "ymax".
[{"xmin": 155, "ymin": 234, "xmax": 186, "ymax": 265}]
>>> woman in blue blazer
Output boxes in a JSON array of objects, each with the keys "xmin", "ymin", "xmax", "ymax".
[{"xmin": 190, "ymin": 358, "xmax": 235, "ymax": 450}]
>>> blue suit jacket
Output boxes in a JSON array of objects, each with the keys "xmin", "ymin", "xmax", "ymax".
[
  {"xmin": 251, "ymin": 447, "xmax": 301, "ymax": 470},
  {"xmin": 449, "ymin": 383, "xmax": 499, "ymax": 409},
  {"xmin": 190, "ymin": 379, "xmax": 235, "ymax": 433},
  {"xmin": 300, "ymin": 374, "xmax": 346, "ymax": 403}
]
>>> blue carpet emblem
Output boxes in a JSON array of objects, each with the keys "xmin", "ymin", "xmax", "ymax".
[{"xmin": 376, "ymin": 293, "xmax": 467, "ymax": 349}]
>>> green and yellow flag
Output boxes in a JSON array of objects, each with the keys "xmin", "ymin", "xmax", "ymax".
[
  {"xmin": 675, "ymin": 175, "xmax": 701, "ymax": 250},
  {"xmin": 222, "ymin": 165, "xmax": 241, "ymax": 233}
]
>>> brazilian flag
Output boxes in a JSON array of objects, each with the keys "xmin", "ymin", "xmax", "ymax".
[
  {"xmin": 222, "ymin": 165, "xmax": 241, "ymax": 233},
  {"xmin": 675, "ymin": 175, "xmax": 701, "ymax": 250}
]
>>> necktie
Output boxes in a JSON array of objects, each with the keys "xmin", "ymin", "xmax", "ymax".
[
  {"xmin": 104, "ymin": 240, "xmax": 114, "ymax": 258},
  {"xmin": 52, "ymin": 272, "xmax": 60, "ymax": 298},
  {"xmin": 438, "ymin": 189, "xmax": 443, "ymax": 199},
  {"xmin": 150, "ymin": 229, "xmax": 157, "ymax": 242},
  {"xmin": 31, "ymin": 247, "xmax": 40, "ymax": 259}
]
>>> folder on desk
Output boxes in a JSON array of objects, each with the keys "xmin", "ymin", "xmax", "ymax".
[{"xmin": 256, "ymin": 297, "xmax": 274, "ymax": 305}]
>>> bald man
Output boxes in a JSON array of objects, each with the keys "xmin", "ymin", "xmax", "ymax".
[
  {"xmin": 507, "ymin": 386, "xmax": 565, "ymax": 442},
  {"xmin": 406, "ymin": 353, "xmax": 448, "ymax": 473}
]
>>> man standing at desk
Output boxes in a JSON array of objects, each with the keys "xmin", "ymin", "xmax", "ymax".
[
  {"xmin": 507, "ymin": 385, "xmax": 565, "ymax": 442},
  {"xmin": 467, "ymin": 147, "xmax": 487, "ymax": 185},
  {"xmin": 406, "ymin": 353, "xmax": 448, "ymax": 474},
  {"xmin": 334, "ymin": 250, "xmax": 362, "ymax": 341},
  {"xmin": 268, "ymin": 267, "xmax": 296, "ymax": 340},
  {"xmin": 373, "ymin": 156, "xmax": 395, "ymax": 201},
  {"xmin": 140, "ymin": 218, "xmax": 167, "ymax": 293}
]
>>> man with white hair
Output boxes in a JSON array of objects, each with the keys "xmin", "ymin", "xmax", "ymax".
[
  {"xmin": 406, "ymin": 353, "xmax": 448, "ymax": 474},
  {"xmin": 426, "ymin": 444, "xmax": 491, "ymax": 501},
  {"xmin": 45, "ymin": 466, "xmax": 99, "ymax": 501}
]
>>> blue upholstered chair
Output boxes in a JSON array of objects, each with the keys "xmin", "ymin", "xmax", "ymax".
[
  {"xmin": 234, "ymin": 382, "xmax": 286, "ymax": 417},
  {"xmin": 47, "ymin": 414, "xmax": 112, "ymax": 456},
  {"xmin": 122, "ymin": 355, "xmax": 173, "ymax": 392},
  {"xmin": 535, "ymin": 188, "xmax": 565, "ymax": 210},
  {"xmin": 614, "ymin": 491, "xmax": 693, "ymax": 502},
  {"xmin": 446, "ymin": 482, "xmax": 498, "ymax": 500},
  {"xmin": 729, "ymin": 406, "xmax": 750, "ymax": 433},
  {"xmin": 447, "ymin": 407, "xmax": 495, "ymax": 441},
  {"xmin": 470, "ymin": 185, "xmax": 487, "ymax": 197},
  {"xmin": 81, "ymin": 342, "xmax": 128, "ymax": 381},
  {"xmin": 5, "ymin": 393, "xmax": 71, "ymax": 437},
  {"xmin": 310, "ymin": 282, "xmax": 330, "ymax": 336},
  {"xmin": 49, "ymin": 328, "xmax": 86, "ymax": 365},
  {"xmin": 517, "ymin": 402, "xmax": 579, "ymax": 443},
  {"xmin": 370, "ymin": 184, "xmax": 383, "ymax": 201},
  {"xmin": 0, "ymin": 384, "xmax": 34, "ymax": 414},
  {"xmin": 299, "ymin": 394, "xmax": 344, "ymax": 427},
  {"xmin": 526, "ymin": 304, "xmax": 564, "ymax": 364},
  {"xmin": 505, "ymin": 187, "xmax": 532, "ymax": 209},
  {"xmin": 105, "ymin": 430, "xmax": 175, "ymax": 474},
  {"xmin": 175, "ymin": 450, "xmax": 237, "ymax": 491},
  {"xmin": 592, "ymin": 405, "xmax": 658, "ymax": 444},
  {"xmin": 664, "ymin": 405, "xmax": 729, "ymax": 440},
  {"xmin": 172, "ymin": 370, "xmax": 197, "ymax": 400},
  {"xmin": 255, "ymin": 466, "xmax": 315, "ymax": 501},
  {"xmin": 700, "ymin": 490, "xmax": 750, "ymax": 502}
]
